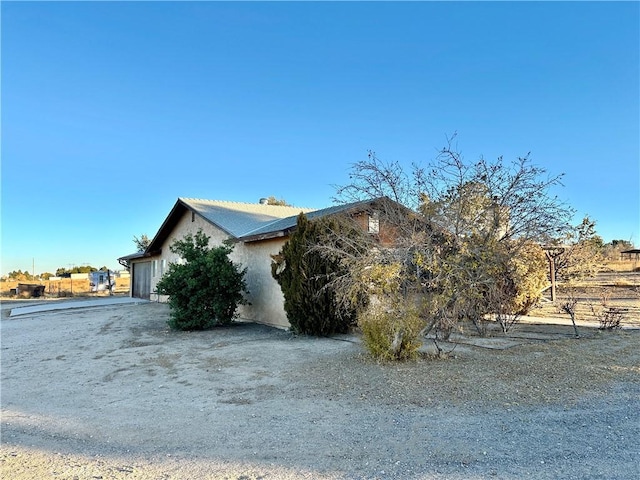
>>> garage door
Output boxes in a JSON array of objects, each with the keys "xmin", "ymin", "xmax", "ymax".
[{"xmin": 132, "ymin": 261, "xmax": 151, "ymax": 300}]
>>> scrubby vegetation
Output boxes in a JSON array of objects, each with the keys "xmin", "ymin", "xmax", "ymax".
[
  {"xmin": 325, "ymin": 136, "xmax": 579, "ymax": 359},
  {"xmin": 359, "ymin": 302, "xmax": 424, "ymax": 361}
]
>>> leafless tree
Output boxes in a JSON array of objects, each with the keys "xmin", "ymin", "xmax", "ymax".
[
  {"xmin": 326, "ymin": 134, "xmax": 575, "ymax": 339},
  {"xmin": 559, "ymin": 289, "xmax": 581, "ymax": 338},
  {"xmin": 553, "ymin": 216, "xmax": 605, "ymax": 283}
]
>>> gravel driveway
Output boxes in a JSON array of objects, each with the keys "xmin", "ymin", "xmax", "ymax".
[{"xmin": 1, "ymin": 301, "xmax": 638, "ymax": 479}]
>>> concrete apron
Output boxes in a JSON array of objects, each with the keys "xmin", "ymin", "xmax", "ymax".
[{"xmin": 9, "ymin": 297, "xmax": 149, "ymax": 317}]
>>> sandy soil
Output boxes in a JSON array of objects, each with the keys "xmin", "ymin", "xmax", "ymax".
[{"xmin": 1, "ymin": 301, "xmax": 639, "ymax": 479}]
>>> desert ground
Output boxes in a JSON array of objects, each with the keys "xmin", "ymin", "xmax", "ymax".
[
  {"xmin": 0, "ymin": 277, "xmax": 130, "ymax": 297},
  {"xmin": 1, "ymin": 294, "xmax": 639, "ymax": 480}
]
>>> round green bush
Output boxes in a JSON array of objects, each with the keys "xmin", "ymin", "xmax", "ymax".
[
  {"xmin": 156, "ymin": 230, "xmax": 248, "ymax": 330},
  {"xmin": 359, "ymin": 303, "xmax": 424, "ymax": 361}
]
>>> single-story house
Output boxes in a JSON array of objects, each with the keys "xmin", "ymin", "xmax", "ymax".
[{"xmin": 118, "ymin": 197, "xmax": 390, "ymax": 328}]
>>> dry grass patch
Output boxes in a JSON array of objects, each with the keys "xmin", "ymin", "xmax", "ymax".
[{"xmin": 291, "ymin": 327, "xmax": 639, "ymax": 410}]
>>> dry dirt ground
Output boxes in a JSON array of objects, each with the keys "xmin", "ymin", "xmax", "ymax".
[{"xmin": 1, "ymin": 300, "xmax": 639, "ymax": 480}]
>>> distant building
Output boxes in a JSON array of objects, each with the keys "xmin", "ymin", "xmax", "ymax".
[{"xmin": 89, "ymin": 271, "xmax": 114, "ymax": 292}]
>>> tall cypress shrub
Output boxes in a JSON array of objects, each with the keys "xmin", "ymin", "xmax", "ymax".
[{"xmin": 272, "ymin": 213, "xmax": 365, "ymax": 335}]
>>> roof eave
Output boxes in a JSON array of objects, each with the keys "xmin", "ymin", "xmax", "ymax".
[
  {"xmin": 240, "ymin": 229, "xmax": 292, "ymax": 244},
  {"xmin": 145, "ymin": 199, "xmax": 187, "ymax": 254},
  {"xmin": 239, "ymin": 198, "xmax": 390, "ymax": 243},
  {"xmin": 145, "ymin": 198, "xmax": 238, "ymax": 254}
]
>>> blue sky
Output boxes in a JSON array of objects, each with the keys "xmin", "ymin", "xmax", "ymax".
[{"xmin": 2, "ymin": 1, "xmax": 639, "ymax": 276}]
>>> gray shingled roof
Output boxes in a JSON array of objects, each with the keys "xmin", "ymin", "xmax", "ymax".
[
  {"xmin": 180, "ymin": 198, "xmax": 314, "ymax": 238},
  {"xmin": 142, "ymin": 197, "xmax": 385, "ymax": 254},
  {"xmin": 239, "ymin": 198, "xmax": 377, "ymax": 241}
]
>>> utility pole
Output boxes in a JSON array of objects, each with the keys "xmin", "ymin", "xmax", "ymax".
[
  {"xmin": 107, "ymin": 269, "xmax": 113, "ymax": 296},
  {"xmin": 68, "ymin": 264, "xmax": 74, "ymax": 295}
]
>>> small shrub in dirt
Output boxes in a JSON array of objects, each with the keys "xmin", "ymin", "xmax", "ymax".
[
  {"xmin": 359, "ymin": 303, "xmax": 424, "ymax": 361},
  {"xmin": 594, "ymin": 307, "xmax": 624, "ymax": 330},
  {"xmin": 588, "ymin": 290, "xmax": 624, "ymax": 331},
  {"xmin": 156, "ymin": 230, "xmax": 248, "ymax": 331}
]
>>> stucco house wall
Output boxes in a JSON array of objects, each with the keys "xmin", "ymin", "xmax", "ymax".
[
  {"xmin": 233, "ymin": 237, "xmax": 289, "ymax": 328},
  {"xmin": 138, "ymin": 209, "xmax": 290, "ymax": 328}
]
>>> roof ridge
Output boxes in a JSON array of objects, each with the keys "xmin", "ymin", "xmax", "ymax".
[
  {"xmin": 241, "ymin": 213, "xmax": 303, "ymax": 236},
  {"xmin": 179, "ymin": 197, "xmax": 315, "ymax": 210}
]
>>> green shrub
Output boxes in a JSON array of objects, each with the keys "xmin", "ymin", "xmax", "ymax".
[
  {"xmin": 156, "ymin": 230, "xmax": 248, "ymax": 330},
  {"xmin": 359, "ymin": 302, "xmax": 424, "ymax": 361},
  {"xmin": 271, "ymin": 213, "xmax": 367, "ymax": 335}
]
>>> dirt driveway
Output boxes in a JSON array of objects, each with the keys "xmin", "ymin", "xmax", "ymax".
[{"xmin": 1, "ymin": 301, "xmax": 638, "ymax": 479}]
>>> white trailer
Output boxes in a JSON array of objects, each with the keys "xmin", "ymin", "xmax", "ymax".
[{"xmin": 89, "ymin": 271, "xmax": 114, "ymax": 293}]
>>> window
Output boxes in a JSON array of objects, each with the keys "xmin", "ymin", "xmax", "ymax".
[
  {"xmin": 368, "ymin": 212, "xmax": 380, "ymax": 234},
  {"xmin": 160, "ymin": 259, "xmax": 166, "ymax": 276},
  {"xmin": 152, "ymin": 260, "xmax": 157, "ymax": 277}
]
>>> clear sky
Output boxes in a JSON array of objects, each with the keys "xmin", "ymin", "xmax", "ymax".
[{"xmin": 2, "ymin": 1, "xmax": 639, "ymax": 276}]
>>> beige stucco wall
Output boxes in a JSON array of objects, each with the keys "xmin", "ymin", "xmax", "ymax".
[
  {"xmin": 148, "ymin": 212, "xmax": 229, "ymax": 302},
  {"xmin": 232, "ymin": 237, "xmax": 290, "ymax": 329},
  {"xmin": 136, "ymin": 210, "xmax": 291, "ymax": 329}
]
